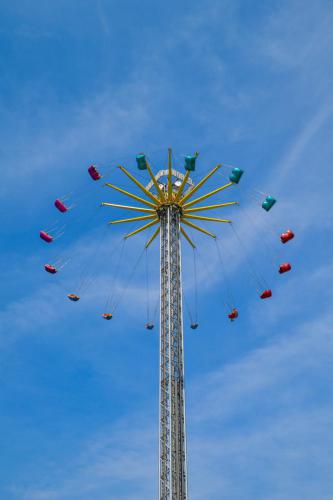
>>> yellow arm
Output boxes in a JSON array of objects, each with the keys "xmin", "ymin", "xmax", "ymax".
[
  {"xmin": 146, "ymin": 161, "xmax": 165, "ymax": 201},
  {"xmin": 182, "ymin": 214, "xmax": 231, "ymax": 223},
  {"xmin": 145, "ymin": 226, "xmax": 160, "ymax": 248},
  {"xmin": 182, "ymin": 219, "xmax": 216, "ymax": 239},
  {"xmin": 180, "ymin": 164, "xmax": 221, "ymax": 205},
  {"xmin": 180, "ymin": 227, "xmax": 196, "ymax": 248},
  {"xmin": 174, "ymin": 171, "xmax": 190, "ymax": 202},
  {"xmin": 182, "ymin": 182, "xmax": 234, "ymax": 209},
  {"xmin": 124, "ymin": 218, "xmax": 159, "ymax": 239},
  {"xmin": 183, "ymin": 201, "xmax": 238, "ymax": 213},
  {"xmin": 168, "ymin": 147, "xmax": 173, "ymax": 201},
  {"xmin": 109, "ymin": 214, "xmax": 156, "ymax": 225},
  {"xmin": 101, "ymin": 202, "xmax": 155, "ymax": 213},
  {"xmin": 105, "ymin": 183, "xmax": 157, "ymax": 208},
  {"xmin": 118, "ymin": 166, "xmax": 160, "ymax": 204}
]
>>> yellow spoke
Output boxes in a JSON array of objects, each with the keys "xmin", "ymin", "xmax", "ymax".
[
  {"xmin": 124, "ymin": 218, "xmax": 159, "ymax": 239},
  {"xmin": 118, "ymin": 165, "xmax": 160, "ymax": 204},
  {"xmin": 182, "ymin": 182, "xmax": 234, "ymax": 209},
  {"xmin": 182, "ymin": 219, "xmax": 216, "ymax": 239},
  {"xmin": 180, "ymin": 164, "xmax": 221, "ymax": 205},
  {"xmin": 101, "ymin": 202, "xmax": 156, "ymax": 213},
  {"xmin": 182, "ymin": 214, "xmax": 231, "ymax": 223},
  {"xmin": 183, "ymin": 201, "xmax": 238, "ymax": 213},
  {"xmin": 145, "ymin": 226, "xmax": 160, "ymax": 248},
  {"xmin": 105, "ymin": 183, "xmax": 157, "ymax": 209},
  {"xmin": 146, "ymin": 161, "xmax": 165, "ymax": 202},
  {"xmin": 168, "ymin": 147, "xmax": 173, "ymax": 201},
  {"xmin": 109, "ymin": 214, "xmax": 156, "ymax": 225},
  {"xmin": 180, "ymin": 227, "xmax": 196, "ymax": 248},
  {"xmin": 174, "ymin": 171, "xmax": 190, "ymax": 202}
]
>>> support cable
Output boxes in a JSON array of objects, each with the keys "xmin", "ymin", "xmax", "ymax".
[
  {"xmin": 193, "ymin": 248, "xmax": 198, "ymax": 324},
  {"xmin": 229, "ymin": 222, "xmax": 269, "ymax": 292},
  {"xmin": 74, "ymin": 222, "xmax": 110, "ymax": 294},
  {"xmin": 214, "ymin": 237, "xmax": 235, "ymax": 310},
  {"xmin": 112, "ymin": 245, "xmax": 146, "ymax": 313},
  {"xmin": 105, "ymin": 237, "xmax": 127, "ymax": 311},
  {"xmin": 145, "ymin": 247, "xmax": 151, "ymax": 323},
  {"xmin": 183, "ymin": 290, "xmax": 194, "ymax": 325},
  {"xmin": 238, "ymin": 203, "xmax": 281, "ymax": 266}
]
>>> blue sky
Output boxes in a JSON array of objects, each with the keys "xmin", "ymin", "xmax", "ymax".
[{"xmin": 1, "ymin": 0, "xmax": 333, "ymax": 499}]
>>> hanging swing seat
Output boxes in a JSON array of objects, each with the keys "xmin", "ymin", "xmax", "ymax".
[
  {"xmin": 44, "ymin": 264, "xmax": 57, "ymax": 274},
  {"xmin": 145, "ymin": 323, "xmax": 154, "ymax": 330},
  {"xmin": 54, "ymin": 199, "xmax": 68, "ymax": 213},
  {"xmin": 279, "ymin": 263, "xmax": 291, "ymax": 274},
  {"xmin": 190, "ymin": 323, "xmax": 199, "ymax": 330},
  {"xmin": 88, "ymin": 165, "xmax": 101, "ymax": 180},
  {"xmin": 260, "ymin": 289, "xmax": 272, "ymax": 299},
  {"xmin": 262, "ymin": 196, "xmax": 276, "ymax": 212},
  {"xmin": 228, "ymin": 308, "xmax": 239, "ymax": 321},
  {"xmin": 40, "ymin": 230, "xmax": 53, "ymax": 243},
  {"xmin": 280, "ymin": 229, "xmax": 294, "ymax": 244},
  {"xmin": 68, "ymin": 294, "xmax": 80, "ymax": 301},
  {"xmin": 136, "ymin": 153, "xmax": 148, "ymax": 170},
  {"xmin": 102, "ymin": 313, "xmax": 113, "ymax": 320},
  {"xmin": 184, "ymin": 154, "xmax": 198, "ymax": 171},
  {"xmin": 229, "ymin": 167, "xmax": 243, "ymax": 184}
]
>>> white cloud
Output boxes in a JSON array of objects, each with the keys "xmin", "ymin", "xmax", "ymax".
[
  {"xmin": 273, "ymin": 100, "xmax": 333, "ymax": 190},
  {"xmin": 11, "ymin": 416, "xmax": 157, "ymax": 500}
]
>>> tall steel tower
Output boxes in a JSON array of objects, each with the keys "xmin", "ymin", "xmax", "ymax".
[
  {"xmin": 102, "ymin": 149, "xmax": 238, "ymax": 499},
  {"xmin": 159, "ymin": 203, "xmax": 187, "ymax": 499}
]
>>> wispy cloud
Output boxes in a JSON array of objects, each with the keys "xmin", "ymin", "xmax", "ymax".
[
  {"xmin": 6, "ymin": 308, "xmax": 332, "ymax": 499},
  {"xmin": 274, "ymin": 100, "xmax": 333, "ymax": 190},
  {"xmin": 9, "ymin": 415, "xmax": 157, "ymax": 500}
]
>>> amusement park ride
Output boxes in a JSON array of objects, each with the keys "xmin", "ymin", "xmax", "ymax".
[{"xmin": 40, "ymin": 149, "xmax": 294, "ymax": 500}]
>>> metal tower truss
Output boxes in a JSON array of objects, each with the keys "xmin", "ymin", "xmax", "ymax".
[
  {"xmin": 101, "ymin": 149, "xmax": 238, "ymax": 500},
  {"xmin": 160, "ymin": 205, "xmax": 187, "ymax": 499}
]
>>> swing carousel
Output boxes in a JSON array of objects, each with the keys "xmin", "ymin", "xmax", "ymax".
[{"xmin": 39, "ymin": 148, "xmax": 295, "ymax": 500}]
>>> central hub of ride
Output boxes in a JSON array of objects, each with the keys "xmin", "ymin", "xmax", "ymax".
[{"xmin": 157, "ymin": 203, "xmax": 183, "ymax": 218}]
